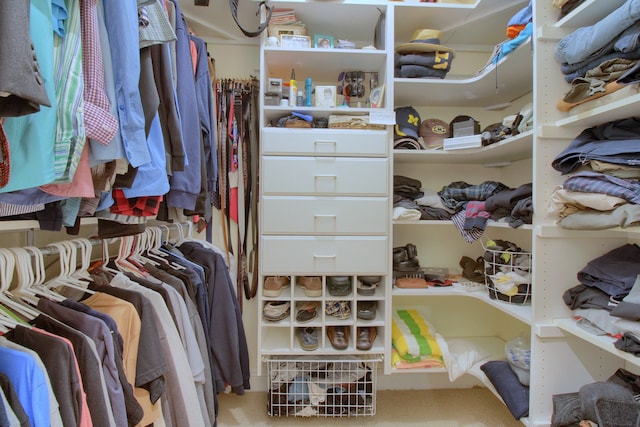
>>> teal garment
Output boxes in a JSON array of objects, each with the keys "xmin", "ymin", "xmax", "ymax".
[{"xmin": 2, "ymin": 0, "xmax": 56, "ymax": 193}]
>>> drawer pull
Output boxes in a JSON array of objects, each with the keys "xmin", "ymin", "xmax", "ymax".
[
  {"xmin": 313, "ymin": 214, "xmax": 336, "ymax": 220},
  {"xmin": 314, "ymin": 140, "xmax": 337, "ymax": 153},
  {"xmin": 313, "ymin": 254, "xmax": 337, "ymax": 259}
]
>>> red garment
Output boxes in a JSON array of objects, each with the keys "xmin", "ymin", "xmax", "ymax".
[
  {"xmin": 110, "ymin": 189, "xmax": 162, "ymax": 216},
  {"xmin": 0, "ymin": 120, "xmax": 10, "ymax": 188}
]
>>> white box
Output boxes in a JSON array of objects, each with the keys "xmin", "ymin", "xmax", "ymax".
[{"xmin": 443, "ymin": 134, "xmax": 482, "ymax": 151}]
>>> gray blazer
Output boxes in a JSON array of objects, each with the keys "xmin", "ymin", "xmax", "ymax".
[{"xmin": 0, "ymin": 1, "xmax": 51, "ymax": 117}]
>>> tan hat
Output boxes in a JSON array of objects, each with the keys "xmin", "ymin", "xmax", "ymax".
[
  {"xmin": 419, "ymin": 118, "xmax": 449, "ymax": 148},
  {"xmin": 396, "ymin": 29, "xmax": 454, "ymax": 54}
]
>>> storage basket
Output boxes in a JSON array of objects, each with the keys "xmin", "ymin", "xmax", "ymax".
[
  {"xmin": 482, "ymin": 241, "xmax": 532, "ymax": 305},
  {"xmin": 266, "ymin": 355, "xmax": 380, "ymax": 417}
]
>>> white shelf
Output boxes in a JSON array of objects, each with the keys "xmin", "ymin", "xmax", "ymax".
[
  {"xmin": 554, "ymin": 0, "xmax": 628, "ymax": 29},
  {"xmin": 553, "ymin": 85, "xmax": 640, "ymax": 130},
  {"xmin": 393, "ymin": 0, "xmax": 529, "ymax": 47},
  {"xmin": 394, "ymin": 40, "xmax": 532, "ymax": 109},
  {"xmin": 263, "ymin": 47, "xmax": 387, "ymax": 81},
  {"xmin": 394, "ymin": 219, "xmax": 533, "ymax": 231},
  {"xmin": 392, "ymin": 286, "xmax": 532, "ymax": 325},
  {"xmin": 393, "ymin": 130, "xmax": 532, "ymax": 164},
  {"xmin": 555, "ymin": 318, "xmax": 640, "ymax": 369}
]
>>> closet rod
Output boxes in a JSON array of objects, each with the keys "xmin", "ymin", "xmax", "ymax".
[{"xmin": 25, "ymin": 221, "xmax": 192, "ymax": 257}]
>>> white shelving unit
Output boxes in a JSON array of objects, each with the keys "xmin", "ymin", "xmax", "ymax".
[
  {"xmin": 531, "ymin": 1, "xmax": 640, "ymax": 425},
  {"xmin": 256, "ymin": 1, "xmax": 393, "ymax": 384},
  {"xmin": 389, "ymin": 0, "xmax": 533, "ymax": 423}
]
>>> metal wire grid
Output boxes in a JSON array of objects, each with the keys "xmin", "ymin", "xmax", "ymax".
[
  {"xmin": 484, "ymin": 247, "xmax": 533, "ymax": 305},
  {"xmin": 266, "ymin": 355, "xmax": 381, "ymax": 417}
]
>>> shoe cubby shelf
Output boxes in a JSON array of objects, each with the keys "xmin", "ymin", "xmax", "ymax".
[{"xmin": 259, "ymin": 275, "xmax": 386, "ymax": 358}]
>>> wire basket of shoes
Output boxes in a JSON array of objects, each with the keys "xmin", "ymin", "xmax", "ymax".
[
  {"xmin": 266, "ymin": 355, "xmax": 381, "ymax": 417},
  {"xmin": 482, "ymin": 239, "xmax": 532, "ymax": 305}
]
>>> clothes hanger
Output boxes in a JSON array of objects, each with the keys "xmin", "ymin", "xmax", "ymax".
[
  {"xmin": 114, "ymin": 235, "xmax": 147, "ymax": 278},
  {"xmin": 0, "ymin": 248, "xmax": 39, "ymax": 321},
  {"xmin": 19, "ymin": 246, "xmax": 67, "ymax": 302},
  {"xmin": 143, "ymin": 226, "xmax": 170, "ymax": 266},
  {"xmin": 8, "ymin": 247, "xmax": 47, "ymax": 304},
  {"xmin": 43, "ymin": 241, "xmax": 95, "ymax": 295}
]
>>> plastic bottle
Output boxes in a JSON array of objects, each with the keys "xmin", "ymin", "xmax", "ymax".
[
  {"xmin": 289, "ymin": 69, "xmax": 297, "ymax": 107},
  {"xmin": 297, "ymin": 90, "xmax": 304, "ymax": 106},
  {"xmin": 305, "ymin": 78, "xmax": 313, "ymax": 107}
]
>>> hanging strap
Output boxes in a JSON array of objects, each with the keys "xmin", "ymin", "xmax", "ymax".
[{"xmin": 229, "ymin": 0, "xmax": 272, "ymax": 38}]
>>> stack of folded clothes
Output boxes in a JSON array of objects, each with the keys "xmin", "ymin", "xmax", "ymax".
[{"xmin": 395, "ymin": 29, "xmax": 454, "ymax": 79}]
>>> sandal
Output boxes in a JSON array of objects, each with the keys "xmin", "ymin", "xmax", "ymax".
[
  {"xmin": 263, "ymin": 301, "xmax": 290, "ymax": 321},
  {"xmin": 295, "ymin": 301, "xmax": 319, "ymax": 323}
]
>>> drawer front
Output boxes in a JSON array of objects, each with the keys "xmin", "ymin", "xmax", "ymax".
[
  {"xmin": 262, "ymin": 156, "xmax": 388, "ymax": 195},
  {"xmin": 262, "ymin": 128, "xmax": 388, "ymax": 156},
  {"xmin": 261, "ymin": 196, "xmax": 388, "ymax": 235},
  {"xmin": 260, "ymin": 236, "xmax": 388, "ymax": 275}
]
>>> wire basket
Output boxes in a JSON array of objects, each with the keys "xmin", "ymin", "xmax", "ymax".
[
  {"xmin": 482, "ymin": 241, "xmax": 532, "ymax": 305},
  {"xmin": 266, "ymin": 355, "xmax": 380, "ymax": 417}
]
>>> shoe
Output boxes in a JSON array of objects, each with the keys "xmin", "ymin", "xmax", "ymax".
[
  {"xmin": 296, "ymin": 327, "xmax": 318, "ymax": 351},
  {"xmin": 327, "ymin": 326, "xmax": 349, "ymax": 350},
  {"xmin": 263, "ymin": 276, "xmax": 290, "ymax": 297},
  {"xmin": 356, "ymin": 327, "xmax": 376, "ymax": 351},
  {"xmin": 327, "ymin": 276, "xmax": 351, "ymax": 296},
  {"xmin": 357, "ymin": 276, "xmax": 381, "ymax": 296},
  {"xmin": 325, "ymin": 300, "xmax": 351, "ymax": 320},
  {"xmin": 295, "ymin": 301, "xmax": 319, "ymax": 323},
  {"xmin": 263, "ymin": 301, "xmax": 290, "ymax": 321},
  {"xmin": 296, "ymin": 276, "xmax": 322, "ymax": 297},
  {"xmin": 357, "ymin": 301, "xmax": 377, "ymax": 320}
]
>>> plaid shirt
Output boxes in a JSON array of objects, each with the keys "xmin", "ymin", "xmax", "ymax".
[
  {"xmin": 564, "ymin": 171, "xmax": 640, "ymax": 204},
  {"xmin": 110, "ymin": 189, "xmax": 162, "ymax": 216},
  {"xmin": 81, "ymin": 0, "xmax": 119, "ymax": 145},
  {"xmin": 439, "ymin": 180, "xmax": 510, "ymax": 212}
]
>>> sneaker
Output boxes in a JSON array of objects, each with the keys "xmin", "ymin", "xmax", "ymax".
[
  {"xmin": 296, "ymin": 276, "xmax": 322, "ymax": 297},
  {"xmin": 263, "ymin": 276, "xmax": 290, "ymax": 297},
  {"xmin": 296, "ymin": 327, "xmax": 318, "ymax": 351}
]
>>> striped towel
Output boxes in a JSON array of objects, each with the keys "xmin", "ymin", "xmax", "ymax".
[{"xmin": 392, "ymin": 309, "xmax": 443, "ymax": 359}]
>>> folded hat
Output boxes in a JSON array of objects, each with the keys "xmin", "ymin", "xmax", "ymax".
[
  {"xmin": 396, "ymin": 29, "xmax": 454, "ymax": 54},
  {"xmin": 419, "ymin": 118, "xmax": 449, "ymax": 148},
  {"xmin": 395, "ymin": 106, "xmax": 421, "ymax": 141}
]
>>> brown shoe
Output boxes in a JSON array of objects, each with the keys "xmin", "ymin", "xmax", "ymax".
[
  {"xmin": 262, "ymin": 276, "xmax": 290, "ymax": 297},
  {"xmin": 327, "ymin": 325, "xmax": 349, "ymax": 350},
  {"xmin": 296, "ymin": 276, "xmax": 322, "ymax": 297},
  {"xmin": 356, "ymin": 327, "xmax": 376, "ymax": 351}
]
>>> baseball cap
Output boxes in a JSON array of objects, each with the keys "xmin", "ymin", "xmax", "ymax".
[
  {"xmin": 394, "ymin": 106, "xmax": 421, "ymax": 141},
  {"xmin": 449, "ymin": 115, "xmax": 480, "ymax": 137},
  {"xmin": 419, "ymin": 118, "xmax": 449, "ymax": 148}
]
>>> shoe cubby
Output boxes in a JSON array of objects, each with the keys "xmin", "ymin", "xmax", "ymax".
[{"xmin": 258, "ymin": 274, "xmax": 386, "ymax": 363}]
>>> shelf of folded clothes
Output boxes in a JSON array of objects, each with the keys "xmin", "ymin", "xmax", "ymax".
[
  {"xmin": 394, "ymin": 40, "xmax": 532, "ymax": 108},
  {"xmin": 555, "ymin": 318, "xmax": 640, "ymax": 369}
]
